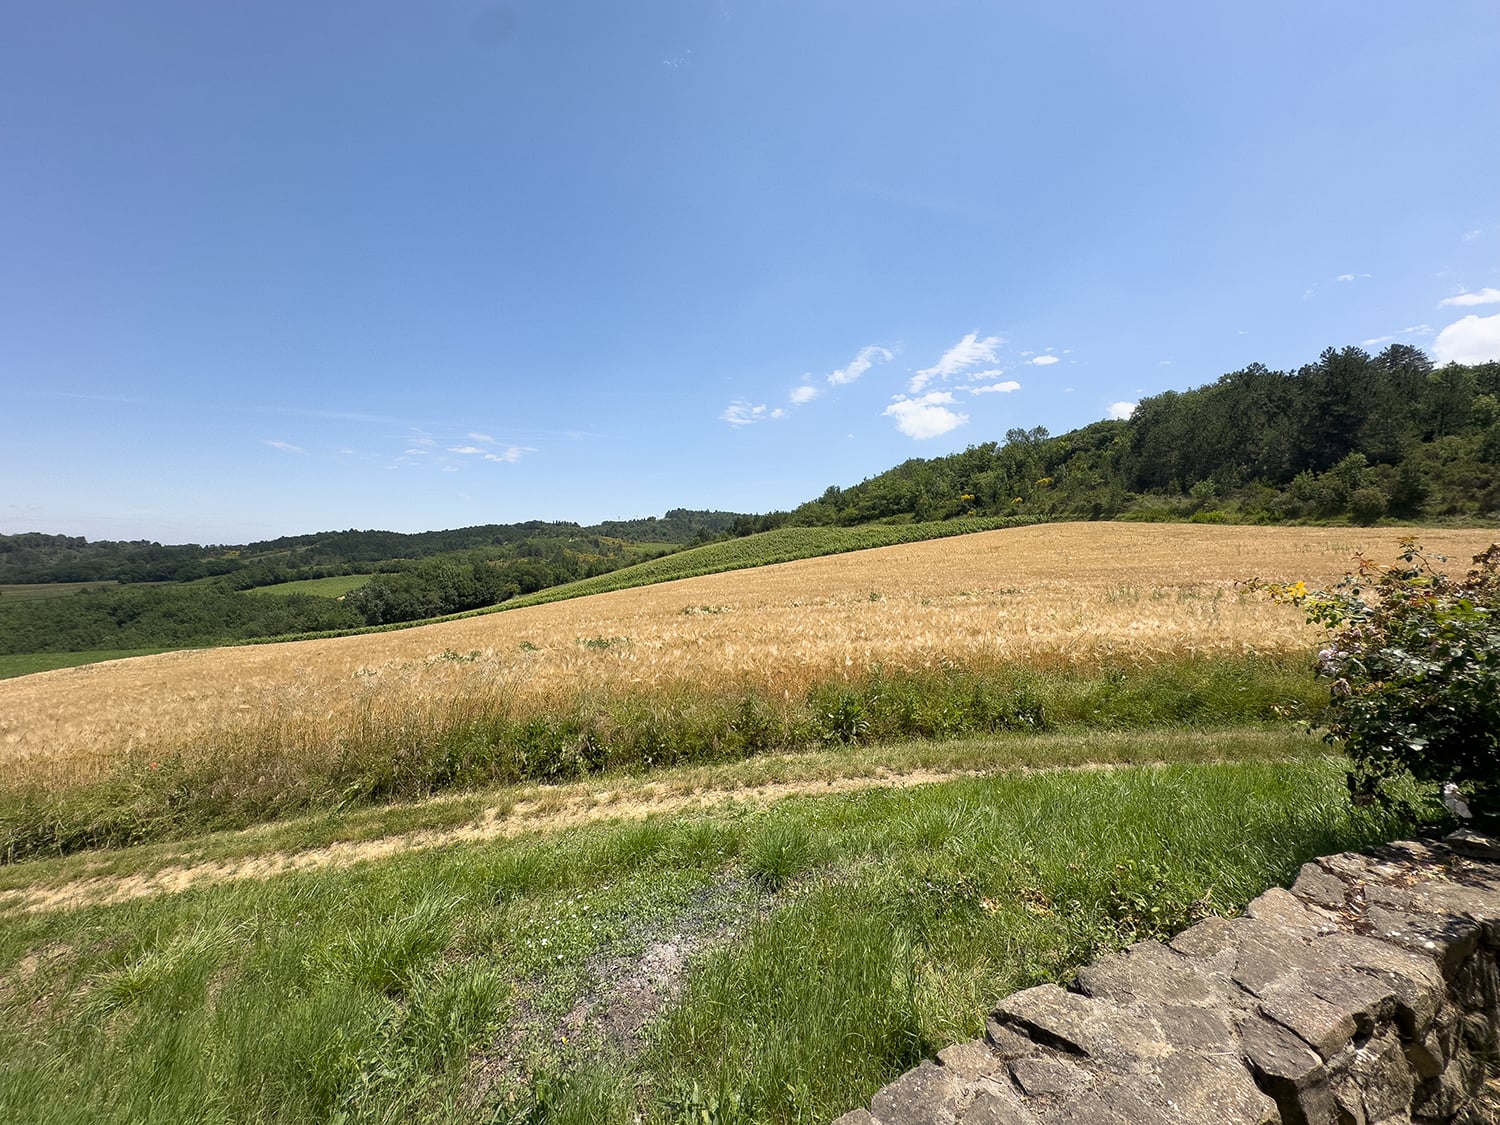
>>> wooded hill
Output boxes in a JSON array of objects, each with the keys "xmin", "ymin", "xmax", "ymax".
[
  {"xmin": 738, "ymin": 344, "xmax": 1499, "ymax": 532},
  {"xmin": 0, "ymin": 510, "xmax": 741, "ymax": 585}
]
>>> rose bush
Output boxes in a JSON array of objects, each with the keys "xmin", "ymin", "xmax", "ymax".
[{"xmin": 1270, "ymin": 539, "xmax": 1500, "ymax": 820}]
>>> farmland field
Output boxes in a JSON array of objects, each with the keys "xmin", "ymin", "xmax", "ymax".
[
  {"xmin": 2, "ymin": 523, "xmax": 1493, "ymax": 791},
  {"xmin": 0, "ymin": 580, "xmax": 117, "ymax": 601},
  {"xmin": 241, "ymin": 574, "xmax": 372, "ymax": 598}
]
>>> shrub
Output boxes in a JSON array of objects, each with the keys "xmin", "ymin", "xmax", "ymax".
[{"xmin": 1269, "ymin": 539, "xmax": 1500, "ymax": 818}]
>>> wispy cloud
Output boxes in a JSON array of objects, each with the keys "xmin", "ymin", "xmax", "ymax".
[
  {"xmin": 448, "ymin": 445, "xmax": 487, "ymax": 455},
  {"xmin": 1434, "ymin": 313, "xmax": 1500, "ymax": 365},
  {"xmin": 1336, "ymin": 273, "xmax": 1371, "ymax": 282},
  {"xmin": 883, "ymin": 391, "xmax": 968, "ymax": 439},
  {"xmin": 1107, "ymin": 402, "xmax": 1137, "ymax": 421},
  {"xmin": 789, "ymin": 384, "xmax": 820, "ymax": 405},
  {"xmin": 721, "ymin": 400, "xmax": 784, "ymax": 426},
  {"xmin": 483, "ymin": 446, "xmax": 533, "ymax": 463},
  {"xmin": 968, "ymin": 380, "xmax": 1022, "ymax": 395},
  {"xmin": 827, "ymin": 345, "xmax": 893, "ymax": 386},
  {"xmin": 468, "ymin": 431, "xmax": 496, "ymax": 443},
  {"xmin": 264, "ymin": 440, "xmax": 306, "ymax": 454},
  {"xmin": 1439, "ymin": 288, "xmax": 1500, "ymax": 308},
  {"xmin": 1026, "ymin": 354, "xmax": 1060, "ymax": 366},
  {"xmin": 910, "ymin": 332, "xmax": 1002, "ymax": 394},
  {"xmin": 1361, "ymin": 325, "xmax": 1432, "ymax": 348}
]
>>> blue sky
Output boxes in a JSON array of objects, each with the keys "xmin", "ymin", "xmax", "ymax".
[{"xmin": 4, "ymin": 1, "xmax": 1498, "ymax": 544}]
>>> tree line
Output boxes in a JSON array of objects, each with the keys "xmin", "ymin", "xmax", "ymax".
[
  {"xmin": 0, "ymin": 510, "xmax": 740, "ymax": 585},
  {"xmin": 748, "ymin": 345, "xmax": 1498, "ymax": 529}
]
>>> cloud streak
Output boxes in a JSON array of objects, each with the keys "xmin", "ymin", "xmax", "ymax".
[
  {"xmin": 1439, "ymin": 288, "xmax": 1500, "ymax": 308},
  {"xmin": 828, "ymin": 345, "xmax": 893, "ymax": 386},
  {"xmin": 910, "ymin": 332, "xmax": 1002, "ymax": 394},
  {"xmin": 264, "ymin": 440, "xmax": 306, "ymax": 454}
]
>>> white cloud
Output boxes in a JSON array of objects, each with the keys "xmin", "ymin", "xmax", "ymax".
[
  {"xmin": 1027, "ymin": 354, "xmax": 1060, "ymax": 366},
  {"xmin": 1361, "ymin": 325, "xmax": 1433, "ymax": 348},
  {"xmin": 468, "ymin": 431, "xmax": 496, "ymax": 443},
  {"xmin": 403, "ymin": 448, "xmax": 429, "ymax": 455},
  {"xmin": 968, "ymin": 380, "xmax": 1022, "ymax": 395},
  {"xmin": 482, "ymin": 446, "xmax": 532, "ymax": 463},
  {"xmin": 827, "ymin": 345, "xmax": 893, "ymax": 386},
  {"xmin": 789, "ymin": 384, "xmax": 820, "ymax": 405},
  {"xmin": 265, "ymin": 440, "xmax": 306, "ymax": 454},
  {"xmin": 1336, "ymin": 273, "xmax": 1371, "ymax": 282},
  {"xmin": 910, "ymin": 332, "xmax": 1002, "ymax": 393},
  {"xmin": 1107, "ymin": 401, "xmax": 1138, "ymax": 420},
  {"xmin": 1439, "ymin": 288, "xmax": 1500, "ymax": 308},
  {"xmin": 721, "ymin": 399, "xmax": 771, "ymax": 426},
  {"xmin": 884, "ymin": 391, "xmax": 969, "ymax": 439},
  {"xmin": 448, "ymin": 445, "xmax": 486, "ymax": 455},
  {"xmin": 770, "ymin": 407, "xmax": 786, "ymax": 419},
  {"xmin": 1433, "ymin": 313, "xmax": 1500, "ymax": 365}
]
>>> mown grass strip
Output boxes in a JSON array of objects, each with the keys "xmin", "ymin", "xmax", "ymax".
[
  {"xmin": 0, "ymin": 726, "xmax": 1325, "ymax": 902},
  {"xmin": 0, "ymin": 649, "xmax": 175, "ymax": 680},
  {"xmin": 0, "ymin": 757, "xmax": 1427, "ymax": 1125}
]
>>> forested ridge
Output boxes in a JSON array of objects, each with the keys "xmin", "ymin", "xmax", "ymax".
[
  {"xmin": 0, "ymin": 509, "xmax": 740, "ymax": 585},
  {"xmin": 738, "ymin": 344, "xmax": 1499, "ymax": 532}
]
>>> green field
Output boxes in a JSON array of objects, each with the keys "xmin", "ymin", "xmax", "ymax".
[
  {"xmin": 0, "ymin": 749, "xmax": 1421, "ymax": 1125},
  {"xmin": 241, "ymin": 574, "xmax": 372, "ymax": 598},
  {"xmin": 0, "ymin": 581, "xmax": 117, "ymax": 601},
  {"xmin": 0, "ymin": 649, "xmax": 172, "ymax": 680}
]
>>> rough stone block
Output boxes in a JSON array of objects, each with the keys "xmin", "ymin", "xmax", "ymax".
[
  {"xmin": 937, "ymin": 1040, "xmax": 1008, "ymax": 1082},
  {"xmin": 993, "ymin": 985, "xmax": 1170, "ymax": 1074},
  {"xmin": 983, "ymin": 1018, "xmax": 1037, "ymax": 1060},
  {"xmin": 1008, "ymin": 1055, "xmax": 1091, "ymax": 1098},
  {"xmin": 1075, "ymin": 940, "xmax": 1235, "ymax": 1008},
  {"xmin": 955, "ymin": 1088, "xmax": 1041, "ymax": 1125},
  {"xmin": 870, "ymin": 1060, "xmax": 962, "ymax": 1125},
  {"xmin": 1363, "ymin": 904, "xmax": 1482, "ymax": 974},
  {"xmin": 832, "ymin": 1112, "xmax": 877, "ymax": 1125},
  {"xmin": 1293, "ymin": 862, "xmax": 1351, "ymax": 911},
  {"xmin": 1447, "ymin": 828, "xmax": 1500, "ymax": 861},
  {"xmin": 1248, "ymin": 886, "xmax": 1339, "ymax": 937},
  {"xmin": 1345, "ymin": 1030, "xmax": 1416, "ymax": 1123}
]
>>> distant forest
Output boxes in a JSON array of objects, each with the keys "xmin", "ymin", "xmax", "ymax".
[
  {"xmin": 3, "ymin": 344, "xmax": 1497, "ymax": 655},
  {"xmin": 0, "ymin": 509, "xmax": 740, "ymax": 585},
  {"xmin": 732, "ymin": 344, "xmax": 1500, "ymax": 532}
]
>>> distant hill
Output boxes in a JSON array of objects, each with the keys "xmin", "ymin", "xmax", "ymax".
[
  {"xmin": 0, "ymin": 509, "xmax": 743, "ymax": 585},
  {"xmin": 741, "ymin": 344, "xmax": 1499, "ymax": 532}
]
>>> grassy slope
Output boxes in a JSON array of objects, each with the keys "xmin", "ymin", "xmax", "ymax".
[
  {"xmin": 0, "ymin": 750, "xmax": 1420, "ymax": 1125},
  {"xmin": 0, "ymin": 649, "xmax": 174, "ymax": 680},
  {"xmin": 241, "ymin": 574, "xmax": 372, "ymax": 598}
]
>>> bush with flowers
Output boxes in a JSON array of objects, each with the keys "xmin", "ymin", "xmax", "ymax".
[{"xmin": 1267, "ymin": 539, "xmax": 1500, "ymax": 821}]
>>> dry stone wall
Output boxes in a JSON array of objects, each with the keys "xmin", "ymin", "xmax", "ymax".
[{"xmin": 833, "ymin": 831, "xmax": 1500, "ymax": 1125}]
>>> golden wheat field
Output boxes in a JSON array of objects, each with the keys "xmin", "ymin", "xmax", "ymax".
[{"xmin": 1, "ymin": 523, "xmax": 1495, "ymax": 784}]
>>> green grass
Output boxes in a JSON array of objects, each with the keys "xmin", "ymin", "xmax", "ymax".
[
  {"xmin": 241, "ymin": 574, "xmax": 373, "ymax": 598},
  {"xmin": 0, "ymin": 725, "xmax": 1317, "ymax": 895},
  {"xmin": 0, "ymin": 649, "xmax": 174, "ymax": 680},
  {"xmin": 0, "ymin": 755, "xmax": 1425, "ymax": 1125},
  {"xmin": 0, "ymin": 581, "xmax": 117, "ymax": 601}
]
